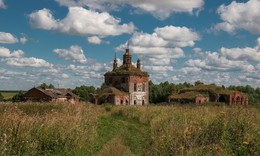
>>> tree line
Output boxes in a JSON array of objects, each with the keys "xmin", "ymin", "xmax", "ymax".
[
  {"xmin": 3, "ymin": 81, "xmax": 260, "ymax": 105},
  {"xmin": 70, "ymin": 80, "xmax": 260, "ymax": 105}
]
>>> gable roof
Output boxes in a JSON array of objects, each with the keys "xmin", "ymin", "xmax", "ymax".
[{"xmin": 25, "ymin": 87, "xmax": 79, "ymax": 99}]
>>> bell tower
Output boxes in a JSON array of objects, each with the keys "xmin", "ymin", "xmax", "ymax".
[
  {"xmin": 123, "ymin": 47, "xmax": 132, "ymax": 70},
  {"xmin": 113, "ymin": 53, "xmax": 118, "ymax": 71},
  {"xmin": 104, "ymin": 46, "xmax": 149, "ymax": 106},
  {"xmin": 137, "ymin": 58, "xmax": 141, "ymax": 69}
]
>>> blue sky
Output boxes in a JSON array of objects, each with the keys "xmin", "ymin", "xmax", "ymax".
[{"xmin": 0, "ymin": 0, "xmax": 260, "ymax": 90}]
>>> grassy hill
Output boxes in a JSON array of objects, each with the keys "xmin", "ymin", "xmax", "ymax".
[{"xmin": 0, "ymin": 103, "xmax": 259, "ymax": 155}]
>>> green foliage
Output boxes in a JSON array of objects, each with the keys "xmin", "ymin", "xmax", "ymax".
[
  {"xmin": 0, "ymin": 93, "xmax": 4, "ymax": 101},
  {"xmin": 38, "ymin": 83, "xmax": 55, "ymax": 89},
  {"xmin": 104, "ymin": 104, "xmax": 113, "ymax": 112},
  {"xmin": 149, "ymin": 80, "xmax": 260, "ymax": 105},
  {"xmin": 149, "ymin": 80, "xmax": 193, "ymax": 103},
  {"xmin": 0, "ymin": 92, "xmax": 19, "ymax": 101},
  {"xmin": 12, "ymin": 92, "xmax": 24, "ymax": 102},
  {"xmin": 195, "ymin": 80, "xmax": 204, "ymax": 86},
  {"xmin": 105, "ymin": 66, "xmax": 149, "ymax": 76},
  {"xmin": 72, "ymin": 85, "xmax": 96, "ymax": 102}
]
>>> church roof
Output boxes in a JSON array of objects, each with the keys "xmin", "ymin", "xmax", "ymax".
[
  {"xmin": 105, "ymin": 65, "xmax": 149, "ymax": 76},
  {"xmin": 105, "ymin": 48, "xmax": 149, "ymax": 76},
  {"xmin": 98, "ymin": 87, "xmax": 128, "ymax": 98}
]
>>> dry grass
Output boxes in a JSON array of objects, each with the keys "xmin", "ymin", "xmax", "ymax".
[
  {"xmin": 0, "ymin": 103, "xmax": 259, "ymax": 155},
  {"xmin": 110, "ymin": 105, "xmax": 260, "ymax": 155},
  {"xmin": 97, "ymin": 136, "xmax": 134, "ymax": 156},
  {"xmin": 0, "ymin": 102, "xmax": 99, "ymax": 155}
]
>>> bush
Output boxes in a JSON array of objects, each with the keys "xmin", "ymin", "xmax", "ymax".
[
  {"xmin": 0, "ymin": 93, "xmax": 4, "ymax": 101},
  {"xmin": 12, "ymin": 92, "xmax": 24, "ymax": 102}
]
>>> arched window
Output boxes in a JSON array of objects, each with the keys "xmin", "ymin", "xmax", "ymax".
[
  {"xmin": 142, "ymin": 83, "xmax": 145, "ymax": 92},
  {"xmin": 122, "ymin": 77, "xmax": 126, "ymax": 83},
  {"xmin": 109, "ymin": 78, "xmax": 112, "ymax": 84},
  {"xmin": 134, "ymin": 96, "xmax": 137, "ymax": 105},
  {"xmin": 134, "ymin": 83, "xmax": 137, "ymax": 91}
]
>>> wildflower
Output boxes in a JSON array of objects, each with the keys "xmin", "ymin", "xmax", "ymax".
[
  {"xmin": 220, "ymin": 111, "xmax": 226, "ymax": 115},
  {"xmin": 243, "ymin": 141, "xmax": 249, "ymax": 145}
]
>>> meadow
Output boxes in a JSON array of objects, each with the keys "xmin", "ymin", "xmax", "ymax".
[
  {"xmin": 0, "ymin": 102, "xmax": 259, "ymax": 155},
  {"xmin": 0, "ymin": 91, "xmax": 21, "ymax": 100}
]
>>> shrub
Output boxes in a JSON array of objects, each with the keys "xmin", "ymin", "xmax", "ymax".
[{"xmin": 12, "ymin": 92, "xmax": 24, "ymax": 102}]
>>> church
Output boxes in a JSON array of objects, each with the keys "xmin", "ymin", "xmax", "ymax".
[{"xmin": 92, "ymin": 47, "xmax": 149, "ymax": 105}]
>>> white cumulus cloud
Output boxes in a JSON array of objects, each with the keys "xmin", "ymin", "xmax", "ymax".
[
  {"xmin": 53, "ymin": 45, "xmax": 87, "ymax": 64},
  {"xmin": 55, "ymin": 0, "xmax": 204, "ymax": 19},
  {"xmin": 5, "ymin": 57, "xmax": 53, "ymax": 68},
  {"xmin": 0, "ymin": 47, "xmax": 24, "ymax": 58},
  {"xmin": 155, "ymin": 26, "xmax": 200, "ymax": 47},
  {"xmin": 219, "ymin": 37, "xmax": 260, "ymax": 61},
  {"xmin": 20, "ymin": 36, "xmax": 28, "ymax": 44},
  {"xmin": 186, "ymin": 51, "xmax": 254, "ymax": 72},
  {"xmin": 116, "ymin": 25, "xmax": 199, "ymax": 70},
  {"xmin": 0, "ymin": 0, "xmax": 6, "ymax": 9},
  {"xmin": 29, "ymin": 7, "xmax": 135, "ymax": 37},
  {"xmin": 28, "ymin": 8, "xmax": 58, "ymax": 30},
  {"xmin": 214, "ymin": 0, "xmax": 260, "ymax": 34},
  {"xmin": 87, "ymin": 36, "xmax": 102, "ymax": 44},
  {"xmin": 0, "ymin": 46, "xmax": 53, "ymax": 68},
  {"xmin": 0, "ymin": 32, "xmax": 19, "ymax": 44}
]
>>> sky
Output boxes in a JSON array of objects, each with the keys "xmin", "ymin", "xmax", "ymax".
[{"xmin": 0, "ymin": 0, "xmax": 260, "ymax": 90}]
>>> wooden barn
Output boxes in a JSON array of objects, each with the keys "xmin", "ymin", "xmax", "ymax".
[{"xmin": 23, "ymin": 87, "xmax": 79, "ymax": 104}]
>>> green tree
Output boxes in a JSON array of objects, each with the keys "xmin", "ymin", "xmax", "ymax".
[
  {"xmin": 39, "ymin": 83, "xmax": 55, "ymax": 89},
  {"xmin": 195, "ymin": 80, "xmax": 204, "ymax": 86},
  {"xmin": 72, "ymin": 85, "xmax": 96, "ymax": 102},
  {"xmin": 12, "ymin": 92, "xmax": 24, "ymax": 102},
  {"xmin": 48, "ymin": 84, "xmax": 55, "ymax": 89},
  {"xmin": 256, "ymin": 88, "xmax": 260, "ymax": 94}
]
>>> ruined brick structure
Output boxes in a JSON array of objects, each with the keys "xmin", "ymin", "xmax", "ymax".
[
  {"xmin": 168, "ymin": 84, "xmax": 248, "ymax": 106},
  {"xmin": 102, "ymin": 48, "xmax": 149, "ymax": 105},
  {"xmin": 218, "ymin": 91, "xmax": 248, "ymax": 106}
]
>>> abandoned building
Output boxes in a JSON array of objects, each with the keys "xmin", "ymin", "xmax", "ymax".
[
  {"xmin": 23, "ymin": 87, "xmax": 79, "ymax": 104},
  {"xmin": 168, "ymin": 84, "xmax": 248, "ymax": 106},
  {"xmin": 169, "ymin": 91, "xmax": 209, "ymax": 105},
  {"xmin": 91, "ymin": 47, "xmax": 149, "ymax": 105}
]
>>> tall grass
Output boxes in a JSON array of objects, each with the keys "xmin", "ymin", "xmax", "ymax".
[
  {"xmin": 0, "ymin": 103, "xmax": 259, "ymax": 155},
  {"xmin": 0, "ymin": 102, "xmax": 99, "ymax": 155},
  {"xmin": 110, "ymin": 105, "xmax": 260, "ymax": 155}
]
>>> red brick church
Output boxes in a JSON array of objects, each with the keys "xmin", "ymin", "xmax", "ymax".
[{"xmin": 92, "ymin": 47, "xmax": 149, "ymax": 105}]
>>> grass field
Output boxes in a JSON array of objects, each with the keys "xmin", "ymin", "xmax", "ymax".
[
  {"xmin": 0, "ymin": 102, "xmax": 259, "ymax": 155},
  {"xmin": 0, "ymin": 91, "xmax": 21, "ymax": 100}
]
